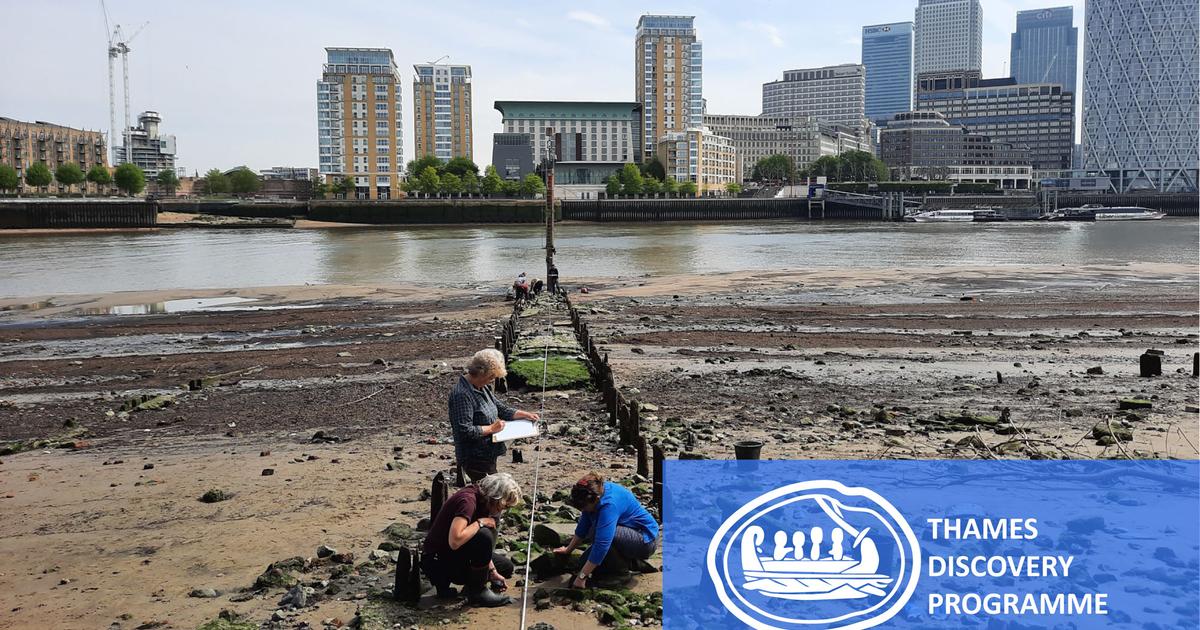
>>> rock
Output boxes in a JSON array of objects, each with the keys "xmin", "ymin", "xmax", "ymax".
[
  {"xmin": 382, "ymin": 522, "xmax": 421, "ymax": 541},
  {"xmin": 261, "ymin": 468, "xmax": 274, "ymax": 476},
  {"xmin": 1118, "ymin": 398, "xmax": 1152, "ymax": 410},
  {"xmin": 1086, "ymin": 366, "xmax": 1104, "ymax": 375},
  {"xmin": 336, "ymin": 351, "xmax": 352, "ymax": 358},
  {"xmin": 532, "ymin": 524, "xmax": 562, "ymax": 548},
  {"xmin": 199, "ymin": 489, "xmax": 230, "ymax": 503},
  {"xmin": 316, "ymin": 545, "xmax": 337, "ymax": 559},
  {"xmin": 330, "ymin": 552, "xmax": 355, "ymax": 565},
  {"xmin": 528, "ymin": 623, "xmax": 556, "ymax": 630},
  {"xmin": 528, "ymin": 550, "xmax": 583, "ymax": 579},
  {"xmin": 640, "ymin": 403, "xmax": 659, "ymax": 412},
  {"xmin": 376, "ymin": 541, "xmax": 402, "ymax": 552},
  {"xmin": 1092, "ymin": 420, "xmax": 1133, "ymax": 443},
  {"xmin": 678, "ymin": 451, "xmax": 707, "ymax": 460},
  {"xmin": 370, "ymin": 549, "xmax": 391, "ymax": 561},
  {"xmin": 142, "ymin": 463, "xmax": 154, "ymax": 470},
  {"xmin": 188, "ymin": 587, "xmax": 219, "ymax": 598}
]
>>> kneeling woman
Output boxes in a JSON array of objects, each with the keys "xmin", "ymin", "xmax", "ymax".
[
  {"xmin": 422, "ymin": 472, "xmax": 521, "ymax": 607},
  {"xmin": 553, "ymin": 472, "xmax": 660, "ymax": 588}
]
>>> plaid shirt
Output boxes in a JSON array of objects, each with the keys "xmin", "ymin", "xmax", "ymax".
[{"xmin": 448, "ymin": 375, "xmax": 516, "ymax": 464}]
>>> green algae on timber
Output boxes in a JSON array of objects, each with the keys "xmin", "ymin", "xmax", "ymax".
[{"xmin": 508, "ymin": 357, "xmax": 590, "ymax": 389}]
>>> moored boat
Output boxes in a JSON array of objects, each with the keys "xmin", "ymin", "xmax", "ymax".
[{"xmin": 1041, "ymin": 204, "xmax": 1166, "ymax": 221}]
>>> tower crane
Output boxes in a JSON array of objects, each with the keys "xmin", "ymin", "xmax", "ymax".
[{"xmin": 100, "ymin": 0, "xmax": 148, "ymax": 165}]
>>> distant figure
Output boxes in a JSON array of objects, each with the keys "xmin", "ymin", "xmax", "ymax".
[
  {"xmin": 448, "ymin": 349, "xmax": 540, "ymax": 482},
  {"xmin": 553, "ymin": 472, "xmax": 660, "ymax": 587},
  {"xmin": 547, "ymin": 265, "xmax": 560, "ymax": 294},
  {"xmin": 531, "ymin": 278, "xmax": 544, "ymax": 295},
  {"xmin": 513, "ymin": 272, "xmax": 530, "ymax": 301}
]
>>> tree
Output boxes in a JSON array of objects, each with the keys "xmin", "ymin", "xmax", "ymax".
[
  {"xmin": 678, "ymin": 180, "xmax": 698, "ymax": 196},
  {"xmin": 203, "ymin": 168, "xmax": 230, "ymax": 195},
  {"xmin": 461, "ymin": 171, "xmax": 480, "ymax": 194},
  {"xmin": 25, "ymin": 161, "xmax": 52, "ymax": 191},
  {"xmin": 336, "ymin": 176, "xmax": 356, "ymax": 197},
  {"xmin": 86, "ymin": 164, "xmax": 112, "ymax": 195},
  {"xmin": 0, "ymin": 164, "xmax": 18, "ymax": 193},
  {"xmin": 604, "ymin": 177, "xmax": 622, "ymax": 197},
  {"xmin": 751, "ymin": 154, "xmax": 796, "ymax": 182},
  {"xmin": 113, "ymin": 163, "xmax": 146, "ymax": 196},
  {"xmin": 808, "ymin": 155, "xmax": 841, "ymax": 180},
  {"xmin": 501, "ymin": 179, "xmax": 519, "ymax": 196},
  {"xmin": 725, "ymin": 182, "xmax": 743, "ymax": 196},
  {"xmin": 440, "ymin": 172, "xmax": 463, "ymax": 194},
  {"xmin": 311, "ymin": 181, "xmax": 330, "ymax": 200},
  {"xmin": 481, "ymin": 165, "xmax": 503, "ymax": 196},
  {"xmin": 443, "ymin": 156, "xmax": 479, "ymax": 178},
  {"xmin": 416, "ymin": 166, "xmax": 441, "ymax": 195},
  {"xmin": 55, "ymin": 163, "xmax": 84, "ymax": 194},
  {"xmin": 228, "ymin": 167, "xmax": 261, "ymax": 195},
  {"xmin": 642, "ymin": 178, "xmax": 662, "ymax": 195},
  {"xmin": 155, "ymin": 169, "xmax": 180, "ymax": 196},
  {"xmin": 640, "ymin": 157, "xmax": 666, "ymax": 181},
  {"xmin": 661, "ymin": 177, "xmax": 679, "ymax": 196},
  {"xmin": 519, "ymin": 173, "xmax": 545, "ymax": 197},
  {"xmin": 617, "ymin": 163, "xmax": 643, "ymax": 195},
  {"xmin": 406, "ymin": 155, "xmax": 442, "ymax": 178}
]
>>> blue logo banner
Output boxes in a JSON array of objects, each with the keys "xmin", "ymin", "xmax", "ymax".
[{"xmin": 663, "ymin": 460, "xmax": 1199, "ymax": 629}]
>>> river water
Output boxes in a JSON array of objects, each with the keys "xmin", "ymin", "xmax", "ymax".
[{"xmin": 1, "ymin": 219, "xmax": 1196, "ymax": 298}]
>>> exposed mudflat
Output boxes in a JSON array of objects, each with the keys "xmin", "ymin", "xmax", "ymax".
[{"xmin": 0, "ymin": 263, "xmax": 1197, "ymax": 629}]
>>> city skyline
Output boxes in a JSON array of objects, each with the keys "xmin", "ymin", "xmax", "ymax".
[{"xmin": 3, "ymin": 0, "xmax": 1087, "ymax": 173}]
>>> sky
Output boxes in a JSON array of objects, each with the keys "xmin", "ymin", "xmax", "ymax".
[{"xmin": 2, "ymin": 0, "xmax": 1085, "ymax": 175}]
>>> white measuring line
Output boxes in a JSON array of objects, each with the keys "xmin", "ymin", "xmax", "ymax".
[{"xmin": 518, "ymin": 301, "xmax": 553, "ymax": 629}]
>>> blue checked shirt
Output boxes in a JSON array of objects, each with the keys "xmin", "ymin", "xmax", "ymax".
[{"xmin": 448, "ymin": 375, "xmax": 516, "ymax": 464}]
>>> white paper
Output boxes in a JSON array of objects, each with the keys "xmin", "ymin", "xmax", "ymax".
[{"xmin": 491, "ymin": 420, "xmax": 540, "ymax": 443}]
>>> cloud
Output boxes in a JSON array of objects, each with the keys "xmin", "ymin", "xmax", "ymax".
[
  {"xmin": 567, "ymin": 10, "xmax": 610, "ymax": 29},
  {"xmin": 738, "ymin": 21, "xmax": 784, "ymax": 47}
]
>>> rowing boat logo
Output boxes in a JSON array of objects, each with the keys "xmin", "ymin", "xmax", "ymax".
[{"xmin": 706, "ymin": 480, "xmax": 921, "ymax": 629}]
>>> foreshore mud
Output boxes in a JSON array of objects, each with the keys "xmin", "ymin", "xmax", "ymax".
[{"xmin": 1, "ymin": 263, "xmax": 1196, "ymax": 629}]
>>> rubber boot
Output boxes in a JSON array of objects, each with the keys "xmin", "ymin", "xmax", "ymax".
[{"xmin": 465, "ymin": 566, "xmax": 512, "ymax": 607}]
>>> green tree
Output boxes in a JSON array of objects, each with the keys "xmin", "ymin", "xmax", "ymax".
[
  {"xmin": 642, "ymin": 178, "xmax": 662, "ymax": 195},
  {"xmin": 203, "ymin": 168, "xmax": 230, "ymax": 195},
  {"xmin": 86, "ymin": 164, "xmax": 112, "ymax": 195},
  {"xmin": 500, "ymin": 179, "xmax": 519, "ymax": 196},
  {"xmin": 25, "ymin": 161, "xmax": 53, "ymax": 191},
  {"xmin": 443, "ymin": 156, "xmax": 479, "ymax": 178},
  {"xmin": 678, "ymin": 180, "xmax": 698, "ymax": 196},
  {"xmin": 725, "ymin": 182, "xmax": 743, "ymax": 195},
  {"xmin": 416, "ymin": 166, "xmax": 441, "ymax": 195},
  {"xmin": 55, "ymin": 163, "xmax": 85, "ymax": 194},
  {"xmin": 481, "ymin": 165, "xmax": 503, "ymax": 196},
  {"xmin": 0, "ymin": 164, "xmax": 19, "ymax": 193},
  {"xmin": 311, "ymin": 181, "xmax": 329, "ymax": 199},
  {"xmin": 113, "ymin": 163, "xmax": 146, "ymax": 196},
  {"xmin": 751, "ymin": 154, "xmax": 796, "ymax": 182},
  {"xmin": 155, "ymin": 169, "xmax": 180, "ymax": 196},
  {"xmin": 604, "ymin": 177, "xmax": 622, "ymax": 197},
  {"xmin": 461, "ymin": 171, "xmax": 480, "ymax": 194},
  {"xmin": 406, "ymin": 155, "xmax": 442, "ymax": 178},
  {"xmin": 519, "ymin": 173, "xmax": 546, "ymax": 197},
  {"xmin": 640, "ymin": 157, "xmax": 666, "ymax": 181},
  {"xmin": 337, "ymin": 176, "xmax": 356, "ymax": 197},
  {"xmin": 440, "ymin": 172, "xmax": 463, "ymax": 194},
  {"xmin": 228, "ymin": 167, "xmax": 261, "ymax": 195},
  {"xmin": 661, "ymin": 177, "xmax": 679, "ymax": 196},
  {"xmin": 617, "ymin": 163, "xmax": 643, "ymax": 195},
  {"xmin": 808, "ymin": 155, "xmax": 842, "ymax": 180}
]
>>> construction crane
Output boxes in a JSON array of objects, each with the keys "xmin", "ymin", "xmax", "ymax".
[
  {"xmin": 426, "ymin": 55, "xmax": 450, "ymax": 65},
  {"xmin": 100, "ymin": 0, "xmax": 148, "ymax": 165}
]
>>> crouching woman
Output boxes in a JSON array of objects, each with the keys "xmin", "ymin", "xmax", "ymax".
[
  {"xmin": 421, "ymin": 472, "xmax": 521, "ymax": 607},
  {"xmin": 553, "ymin": 472, "xmax": 660, "ymax": 588}
]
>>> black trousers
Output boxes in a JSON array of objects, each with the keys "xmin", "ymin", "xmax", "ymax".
[
  {"xmin": 422, "ymin": 527, "xmax": 514, "ymax": 587},
  {"xmin": 462, "ymin": 458, "xmax": 497, "ymax": 483}
]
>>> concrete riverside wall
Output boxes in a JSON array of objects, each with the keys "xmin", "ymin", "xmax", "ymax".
[
  {"xmin": 307, "ymin": 199, "xmax": 553, "ymax": 224},
  {"xmin": 0, "ymin": 200, "xmax": 157, "ymax": 228},
  {"xmin": 161, "ymin": 200, "xmax": 305, "ymax": 218},
  {"xmin": 561, "ymin": 198, "xmax": 885, "ymax": 221}
]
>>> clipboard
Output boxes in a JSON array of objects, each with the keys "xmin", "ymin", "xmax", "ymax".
[{"xmin": 491, "ymin": 420, "xmax": 540, "ymax": 443}]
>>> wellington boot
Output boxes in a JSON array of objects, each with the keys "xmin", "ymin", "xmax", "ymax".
[{"xmin": 465, "ymin": 567, "xmax": 512, "ymax": 607}]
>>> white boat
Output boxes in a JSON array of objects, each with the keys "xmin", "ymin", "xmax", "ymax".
[
  {"xmin": 906, "ymin": 209, "xmax": 976, "ymax": 223},
  {"xmin": 1043, "ymin": 204, "xmax": 1166, "ymax": 221}
]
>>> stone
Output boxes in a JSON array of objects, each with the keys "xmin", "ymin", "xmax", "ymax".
[
  {"xmin": 377, "ymin": 541, "xmax": 402, "ymax": 552},
  {"xmin": 1086, "ymin": 366, "xmax": 1104, "ymax": 375},
  {"xmin": 1092, "ymin": 420, "xmax": 1133, "ymax": 443},
  {"xmin": 188, "ymin": 588, "xmax": 219, "ymax": 598},
  {"xmin": 382, "ymin": 522, "xmax": 421, "ymax": 541},
  {"xmin": 528, "ymin": 622, "xmax": 556, "ymax": 630},
  {"xmin": 280, "ymin": 585, "xmax": 307, "ymax": 608},
  {"xmin": 316, "ymin": 545, "xmax": 337, "ymax": 559},
  {"xmin": 370, "ymin": 549, "xmax": 391, "ymax": 561},
  {"xmin": 199, "ymin": 489, "xmax": 230, "ymax": 503},
  {"xmin": 261, "ymin": 468, "xmax": 274, "ymax": 476},
  {"xmin": 142, "ymin": 463, "xmax": 154, "ymax": 470},
  {"xmin": 532, "ymin": 524, "xmax": 562, "ymax": 548},
  {"xmin": 1118, "ymin": 398, "xmax": 1152, "ymax": 410}
]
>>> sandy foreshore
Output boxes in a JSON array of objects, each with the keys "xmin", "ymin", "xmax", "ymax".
[{"xmin": 1, "ymin": 263, "xmax": 1197, "ymax": 629}]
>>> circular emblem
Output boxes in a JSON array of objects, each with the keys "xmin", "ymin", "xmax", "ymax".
[{"xmin": 706, "ymin": 480, "xmax": 921, "ymax": 630}]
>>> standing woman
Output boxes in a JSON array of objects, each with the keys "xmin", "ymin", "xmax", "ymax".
[
  {"xmin": 553, "ymin": 472, "xmax": 660, "ymax": 587},
  {"xmin": 448, "ymin": 349, "xmax": 540, "ymax": 482}
]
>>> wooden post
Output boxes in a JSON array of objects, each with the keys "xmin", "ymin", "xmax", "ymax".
[
  {"xmin": 629, "ymin": 401, "xmax": 641, "ymax": 445},
  {"xmin": 636, "ymin": 436, "xmax": 649, "ymax": 478},
  {"xmin": 407, "ymin": 549, "xmax": 422, "ymax": 603},
  {"xmin": 431, "ymin": 471, "xmax": 448, "ymax": 523},
  {"xmin": 1140, "ymin": 350, "xmax": 1163, "ymax": 377},
  {"xmin": 454, "ymin": 463, "xmax": 465, "ymax": 488},
  {"xmin": 512, "ymin": 449, "xmax": 523, "ymax": 464},
  {"xmin": 394, "ymin": 547, "xmax": 409, "ymax": 602},
  {"xmin": 1193, "ymin": 352, "xmax": 1198, "ymax": 378},
  {"xmin": 652, "ymin": 444, "xmax": 665, "ymax": 519},
  {"xmin": 617, "ymin": 399, "xmax": 630, "ymax": 445}
]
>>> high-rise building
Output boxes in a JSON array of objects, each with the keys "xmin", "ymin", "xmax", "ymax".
[
  {"xmin": 0, "ymin": 117, "xmax": 107, "ymax": 192},
  {"xmin": 493, "ymin": 101, "xmax": 642, "ymax": 166},
  {"xmin": 703, "ymin": 114, "xmax": 872, "ymax": 180},
  {"xmin": 862, "ymin": 22, "xmax": 914, "ymax": 125},
  {"xmin": 1010, "ymin": 7, "xmax": 1077, "ymax": 93},
  {"xmin": 914, "ymin": 0, "xmax": 982, "ymax": 78},
  {"xmin": 916, "ymin": 70, "xmax": 1075, "ymax": 173},
  {"xmin": 635, "ymin": 15, "xmax": 703, "ymax": 162},
  {"xmin": 880, "ymin": 111, "xmax": 1032, "ymax": 189},
  {"xmin": 117, "ymin": 111, "xmax": 177, "ymax": 178},
  {"xmin": 656, "ymin": 128, "xmax": 740, "ymax": 194},
  {"xmin": 1082, "ymin": 0, "xmax": 1198, "ymax": 192},
  {"xmin": 413, "ymin": 62, "xmax": 472, "ymax": 162},
  {"xmin": 317, "ymin": 47, "xmax": 403, "ymax": 199},
  {"xmin": 762, "ymin": 64, "xmax": 867, "ymax": 129}
]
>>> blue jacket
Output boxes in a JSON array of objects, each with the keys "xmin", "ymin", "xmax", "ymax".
[{"xmin": 575, "ymin": 481, "xmax": 659, "ymax": 565}]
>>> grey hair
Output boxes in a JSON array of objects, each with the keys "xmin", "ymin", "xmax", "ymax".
[
  {"xmin": 478, "ymin": 472, "xmax": 522, "ymax": 507},
  {"xmin": 467, "ymin": 348, "xmax": 507, "ymax": 379}
]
